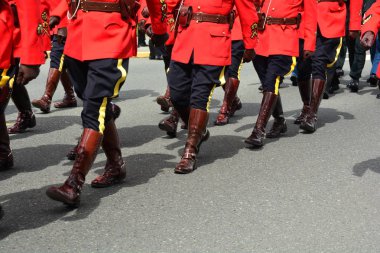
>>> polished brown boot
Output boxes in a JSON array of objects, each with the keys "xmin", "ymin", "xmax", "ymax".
[
  {"xmin": 215, "ymin": 77, "xmax": 241, "ymax": 125},
  {"xmin": 245, "ymin": 92, "xmax": 278, "ymax": 147},
  {"xmin": 156, "ymin": 86, "xmax": 172, "ymax": 112},
  {"xmin": 46, "ymin": 128, "xmax": 102, "ymax": 207},
  {"xmin": 91, "ymin": 120, "xmax": 126, "ymax": 188},
  {"xmin": 175, "ymin": 108, "xmax": 209, "ymax": 174},
  {"xmin": 300, "ymin": 79, "xmax": 325, "ymax": 133},
  {"xmin": 294, "ymin": 79, "xmax": 311, "ymax": 124},
  {"xmin": 7, "ymin": 110, "xmax": 36, "ymax": 134},
  {"xmin": 0, "ymin": 114, "xmax": 13, "ymax": 171},
  {"xmin": 32, "ymin": 68, "xmax": 60, "ymax": 113},
  {"xmin": 266, "ymin": 94, "xmax": 287, "ymax": 138},
  {"xmin": 54, "ymin": 70, "xmax": 77, "ymax": 108},
  {"xmin": 9, "ymin": 82, "xmax": 36, "ymax": 134},
  {"xmin": 66, "ymin": 103, "xmax": 121, "ymax": 161},
  {"xmin": 158, "ymin": 109, "xmax": 179, "ymax": 137}
]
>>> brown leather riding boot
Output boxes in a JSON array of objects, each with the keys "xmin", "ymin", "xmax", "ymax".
[
  {"xmin": 267, "ymin": 93, "xmax": 287, "ymax": 138},
  {"xmin": 91, "ymin": 120, "xmax": 126, "ymax": 188},
  {"xmin": 245, "ymin": 92, "xmax": 278, "ymax": 147},
  {"xmin": 158, "ymin": 109, "xmax": 180, "ymax": 137},
  {"xmin": 156, "ymin": 86, "xmax": 172, "ymax": 112},
  {"xmin": 175, "ymin": 108, "xmax": 209, "ymax": 174},
  {"xmin": 0, "ymin": 113, "xmax": 13, "ymax": 171},
  {"xmin": 9, "ymin": 83, "xmax": 36, "ymax": 134},
  {"xmin": 300, "ymin": 79, "xmax": 325, "ymax": 133},
  {"xmin": 66, "ymin": 103, "xmax": 121, "ymax": 161},
  {"xmin": 294, "ymin": 79, "xmax": 311, "ymax": 124},
  {"xmin": 32, "ymin": 68, "xmax": 60, "ymax": 113},
  {"xmin": 46, "ymin": 128, "xmax": 102, "ymax": 207},
  {"xmin": 7, "ymin": 110, "xmax": 36, "ymax": 134},
  {"xmin": 215, "ymin": 77, "xmax": 241, "ymax": 126},
  {"xmin": 54, "ymin": 69, "xmax": 77, "ymax": 108}
]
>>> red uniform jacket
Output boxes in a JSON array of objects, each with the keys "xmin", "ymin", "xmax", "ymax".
[
  {"xmin": 54, "ymin": 0, "xmax": 167, "ymax": 61},
  {"xmin": 40, "ymin": 0, "xmax": 53, "ymax": 51},
  {"xmin": 317, "ymin": 0, "xmax": 363, "ymax": 38},
  {"xmin": 255, "ymin": 0, "xmax": 317, "ymax": 57},
  {"xmin": 361, "ymin": 1, "xmax": 380, "ymax": 78},
  {"xmin": 171, "ymin": 0, "xmax": 258, "ymax": 66},
  {"xmin": 231, "ymin": 11, "xmax": 243, "ymax": 41},
  {"xmin": 1, "ymin": 0, "xmax": 45, "ymax": 68}
]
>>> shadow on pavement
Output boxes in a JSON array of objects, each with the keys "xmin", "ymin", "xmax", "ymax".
[
  {"xmin": 352, "ymin": 157, "xmax": 380, "ymax": 177},
  {"xmin": 0, "ymin": 152, "xmax": 176, "ymax": 239}
]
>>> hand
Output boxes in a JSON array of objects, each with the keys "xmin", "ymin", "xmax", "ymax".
[
  {"xmin": 16, "ymin": 65, "xmax": 40, "ymax": 85},
  {"xmin": 348, "ymin": 30, "xmax": 360, "ymax": 40},
  {"xmin": 145, "ymin": 25, "xmax": 153, "ymax": 38},
  {"xmin": 151, "ymin": 33, "xmax": 168, "ymax": 47},
  {"xmin": 303, "ymin": 50, "xmax": 313, "ymax": 60},
  {"xmin": 138, "ymin": 20, "xmax": 147, "ymax": 32},
  {"xmin": 141, "ymin": 7, "xmax": 150, "ymax": 18},
  {"xmin": 361, "ymin": 31, "xmax": 376, "ymax": 49},
  {"xmin": 242, "ymin": 49, "xmax": 256, "ymax": 63},
  {"xmin": 57, "ymin": 27, "xmax": 67, "ymax": 45},
  {"xmin": 49, "ymin": 16, "xmax": 60, "ymax": 29}
]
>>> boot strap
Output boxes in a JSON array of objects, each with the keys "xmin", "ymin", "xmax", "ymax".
[{"xmin": 182, "ymin": 152, "xmax": 196, "ymax": 160}]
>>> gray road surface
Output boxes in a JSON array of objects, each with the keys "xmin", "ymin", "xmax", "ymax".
[{"xmin": 0, "ymin": 56, "xmax": 380, "ymax": 252}]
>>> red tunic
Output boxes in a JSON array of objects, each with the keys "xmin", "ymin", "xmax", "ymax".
[
  {"xmin": 317, "ymin": 0, "xmax": 363, "ymax": 38},
  {"xmin": 171, "ymin": 0, "xmax": 258, "ymax": 66},
  {"xmin": 361, "ymin": 1, "xmax": 380, "ymax": 78},
  {"xmin": 2, "ymin": 0, "xmax": 45, "ymax": 67},
  {"xmin": 53, "ymin": 0, "xmax": 167, "ymax": 61},
  {"xmin": 255, "ymin": 0, "xmax": 317, "ymax": 57}
]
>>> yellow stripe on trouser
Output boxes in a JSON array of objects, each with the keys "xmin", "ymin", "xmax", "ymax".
[
  {"xmin": 112, "ymin": 59, "xmax": 127, "ymax": 98},
  {"xmin": 0, "ymin": 69, "xmax": 10, "ymax": 88},
  {"xmin": 97, "ymin": 97, "xmax": 108, "ymax": 134},
  {"xmin": 219, "ymin": 66, "xmax": 226, "ymax": 86},
  {"xmin": 285, "ymin": 57, "xmax": 297, "ymax": 77},
  {"xmin": 237, "ymin": 59, "xmax": 244, "ymax": 81},
  {"xmin": 274, "ymin": 76, "xmax": 281, "ymax": 95},
  {"xmin": 206, "ymin": 84, "xmax": 217, "ymax": 112},
  {"xmin": 58, "ymin": 54, "xmax": 65, "ymax": 72},
  {"xmin": 327, "ymin": 37, "xmax": 343, "ymax": 68}
]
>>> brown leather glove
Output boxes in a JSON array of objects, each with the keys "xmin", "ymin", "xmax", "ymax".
[
  {"xmin": 16, "ymin": 65, "xmax": 40, "ymax": 85},
  {"xmin": 49, "ymin": 16, "xmax": 60, "ymax": 29},
  {"xmin": 141, "ymin": 7, "xmax": 150, "ymax": 18},
  {"xmin": 243, "ymin": 49, "xmax": 256, "ymax": 63},
  {"xmin": 138, "ymin": 20, "xmax": 147, "ymax": 32},
  {"xmin": 303, "ymin": 50, "xmax": 313, "ymax": 60},
  {"xmin": 361, "ymin": 31, "xmax": 376, "ymax": 49},
  {"xmin": 348, "ymin": 30, "xmax": 360, "ymax": 40}
]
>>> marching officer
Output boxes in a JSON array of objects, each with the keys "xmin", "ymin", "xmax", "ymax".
[
  {"xmin": 46, "ymin": 0, "xmax": 168, "ymax": 207},
  {"xmin": 0, "ymin": 0, "xmax": 44, "ymax": 217},
  {"xmin": 166, "ymin": 0, "xmax": 258, "ymax": 173},
  {"xmin": 245, "ymin": 0, "xmax": 317, "ymax": 148},
  {"xmin": 214, "ymin": 13, "xmax": 244, "ymax": 126},
  {"xmin": 296, "ymin": 0, "xmax": 362, "ymax": 133},
  {"xmin": 32, "ymin": 1, "xmax": 78, "ymax": 113}
]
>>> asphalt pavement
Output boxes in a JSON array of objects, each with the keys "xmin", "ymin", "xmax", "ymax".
[{"xmin": 1, "ymin": 53, "xmax": 380, "ymax": 252}]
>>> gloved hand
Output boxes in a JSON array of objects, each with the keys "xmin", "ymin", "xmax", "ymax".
[
  {"xmin": 141, "ymin": 7, "xmax": 150, "ymax": 18},
  {"xmin": 361, "ymin": 31, "xmax": 375, "ymax": 49},
  {"xmin": 138, "ymin": 20, "xmax": 147, "ymax": 32},
  {"xmin": 243, "ymin": 49, "xmax": 256, "ymax": 63},
  {"xmin": 151, "ymin": 33, "xmax": 169, "ymax": 47},
  {"xmin": 303, "ymin": 50, "xmax": 313, "ymax": 60},
  {"xmin": 16, "ymin": 65, "xmax": 40, "ymax": 85},
  {"xmin": 49, "ymin": 16, "xmax": 60, "ymax": 29},
  {"xmin": 145, "ymin": 25, "xmax": 153, "ymax": 38},
  {"xmin": 57, "ymin": 27, "xmax": 67, "ymax": 45}
]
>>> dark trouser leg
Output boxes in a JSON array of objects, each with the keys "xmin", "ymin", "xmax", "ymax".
[{"xmin": 157, "ymin": 45, "xmax": 174, "ymax": 112}]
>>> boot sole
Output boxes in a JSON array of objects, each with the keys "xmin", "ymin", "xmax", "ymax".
[
  {"xmin": 174, "ymin": 162, "xmax": 197, "ymax": 174},
  {"xmin": 300, "ymin": 123, "xmax": 316, "ymax": 133},
  {"xmin": 91, "ymin": 178, "xmax": 125, "ymax": 188},
  {"xmin": 31, "ymin": 103, "xmax": 50, "ymax": 113},
  {"xmin": 46, "ymin": 190, "xmax": 79, "ymax": 208},
  {"xmin": 53, "ymin": 103, "xmax": 77, "ymax": 109},
  {"xmin": 156, "ymin": 97, "xmax": 171, "ymax": 112}
]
